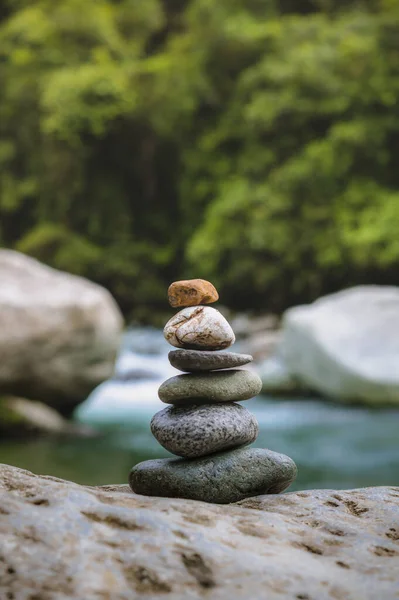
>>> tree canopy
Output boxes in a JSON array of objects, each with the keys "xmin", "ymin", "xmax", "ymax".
[{"xmin": 1, "ymin": 0, "xmax": 399, "ymax": 320}]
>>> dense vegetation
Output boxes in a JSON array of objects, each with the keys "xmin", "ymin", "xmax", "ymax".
[{"xmin": 1, "ymin": 0, "xmax": 399, "ymax": 321}]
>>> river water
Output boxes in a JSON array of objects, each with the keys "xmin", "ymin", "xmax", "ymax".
[{"xmin": 1, "ymin": 327, "xmax": 398, "ymax": 490}]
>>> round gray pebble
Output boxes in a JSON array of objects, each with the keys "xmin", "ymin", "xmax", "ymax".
[
  {"xmin": 168, "ymin": 349, "xmax": 253, "ymax": 373},
  {"xmin": 151, "ymin": 403, "xmax": 258, "ymax": 458},
  {"xmin": 158, "ymin": 369, "xmax": 262, "ymax": 404},
  {"xmin": 129, "ymin": 446, "xmax": 297, "ymax": 504}
]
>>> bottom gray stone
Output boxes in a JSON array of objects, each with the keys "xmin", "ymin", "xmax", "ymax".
[{"xmin": 129, "ymin": 447, "xmax": 297, "ymax": 504}]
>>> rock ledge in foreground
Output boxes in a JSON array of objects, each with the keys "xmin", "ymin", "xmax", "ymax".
[{"xmin": 0, "ymin": 464, "xmax": 398, "ymax": 600}]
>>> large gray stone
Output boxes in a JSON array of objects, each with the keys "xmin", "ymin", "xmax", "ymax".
[
  {"xmin": 150, "ymin": 403, "xmax": 258, "ymax": 458},
  {"xmin": 158, "ymin": 369, "xmax": 263, "ymax": 404},
  {"xmin": 0, "ymin": 250, "xmax": 123, "ymax": 414},
  {"xmin": 0, "ymin": 464, "xmax": 398, "ymax": 600},
  {"xmin": 168, "ymin": 349, "xmax": 253, "ymax": 372},
  {"xmin": 279, "ymin": 286, "xmax": 399, "ymax": 405},
  {"xmin": 164, "ymin": 306, "xmax": 235, "ymax": 350},
  {"xmin": 130, "ymin": 447, "xmax": 297, "ymax": 503}
]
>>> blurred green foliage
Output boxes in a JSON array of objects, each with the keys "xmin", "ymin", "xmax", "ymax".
[{"xmin": 1, "ymin": 0, "xmax": 399, "ymax": 319}]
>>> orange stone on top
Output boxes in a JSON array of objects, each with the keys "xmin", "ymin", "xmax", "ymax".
[{"xmin": 168, "ymin": 279, "xmax": 219, "ymax": 308}]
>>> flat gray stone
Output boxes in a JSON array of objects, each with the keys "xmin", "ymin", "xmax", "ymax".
[
  {"xmin": 158, "ymin": 369, "xmax": 262, "ymax": 404},
  {"xmin": 151, "ymin": 403, "xmax": 259, "ymax": 458},
  {"xmin": 169, "ymin": 349, "xmax": 253, "ymax": 372},
  {"xmin": 130, "ymin": 447, "xmax": 297, "ymax": 504}
]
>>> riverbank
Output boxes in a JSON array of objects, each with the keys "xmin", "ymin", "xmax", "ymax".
[
  {"xmin": 1, "ymin": 395, "xmax": 398, "ymax": 490},
  {"xmin": 0, "ymin": 327, "xmax": 398, "ymax": 490}
]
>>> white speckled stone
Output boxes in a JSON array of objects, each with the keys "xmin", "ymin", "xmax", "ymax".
[
  {"xmin": 151, "ymin": 403, "xmax": 259, "ymax": 458},
  {"xmin": 164, "ymin": 306, "xmax": 235, "ymax": 351}
]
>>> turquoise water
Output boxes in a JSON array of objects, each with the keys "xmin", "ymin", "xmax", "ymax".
[
  {"xmin": 0, "ymin": 395, "xmax": 398, "ymax": 490},
  {"xmin": 0, "ymin": 328, "xmax": 398, "ymax": 490}
]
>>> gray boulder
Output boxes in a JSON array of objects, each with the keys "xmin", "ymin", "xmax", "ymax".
[
  {"xmin": 0, "ymin": 464, "xmax": 398, "ymax": 600},
  {"xmin": 0, "ymin": 250, "xmax": 123, "ymax": 414},
  {"xmin": 262, "ymin": 286, "xmax": 399, "ymax": 405}
]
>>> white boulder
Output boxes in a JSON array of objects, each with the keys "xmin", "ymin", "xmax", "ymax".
[
  {"xmin": 279, "ymin": 286, "xmax": 399, "ymax": 405},
  {"xmin": 0, "ymin": 250, "xmax": 123, "ymax": 413}
]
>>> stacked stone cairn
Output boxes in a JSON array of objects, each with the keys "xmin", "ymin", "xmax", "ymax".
[{"xmin": 129, "ymin": 279, "xmax": 297, "ymax": 504}]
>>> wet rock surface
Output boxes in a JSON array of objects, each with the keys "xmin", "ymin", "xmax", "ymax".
[{"xmin": 1, "ymin": 464, "xmax": 398, "ymax": 600}]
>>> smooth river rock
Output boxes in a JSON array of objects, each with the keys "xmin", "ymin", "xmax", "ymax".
[
  {"xmin": 168, "ymin": 278, "xmax": 219, "ymax": 308},
  {"xmin": 130, "ymin": 447, "xmax": 297, "ymax": 503},
  {"xmin": 1, "ymin": 464, "xmax": 398, "ymax": 600},
  {"xmin": 169, "ymin": 349, "xmax": 253, "ymax": 372},
  {"xmin": 150, "ymin": 403, "xmax": 259, "ymax": 458},
  {"xmin": 278, "ymin": 286, "xmax": 399, "ymax": 405},
  {"xmin": 158, "ymin": 369, "xmax": 263, "ymax": 404},
  {"xmin": 164, "ymin": 305, "xmax": 235, "ymax": 350},
  {"xmin": 0, "ymin": 250, "xmax": 123, "ymax": 415}
]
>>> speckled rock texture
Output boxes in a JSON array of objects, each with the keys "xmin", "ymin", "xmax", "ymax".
[
  {"xmin": 150, "ymin": 403, "xmax": 259, "ymax": 458},
  {"xmin": 164, "ymin": 306, "xmax": 235, "ymax": 350},
  {"xmin": 169, "ymin": 349, "xmax": 253, "ymax": 372},
  {"xmin": 0, "ymin": 465, "xmax": 398, "ymax": 600},
  {"xmin": 158, "ymin": 369, "xmax": 262, "ymax": 404},
  {"xmin": 168, "ymin": 279, "xmax": 219, "ymax": 308},
  {"xmin": 130, "ymin": 447, "xmax": 297, "ymax": 503}
]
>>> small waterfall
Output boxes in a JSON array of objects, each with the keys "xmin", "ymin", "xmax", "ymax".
[{"xmin": 76, "ymin": 327, "xmax": 175, "ymax": 423}]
